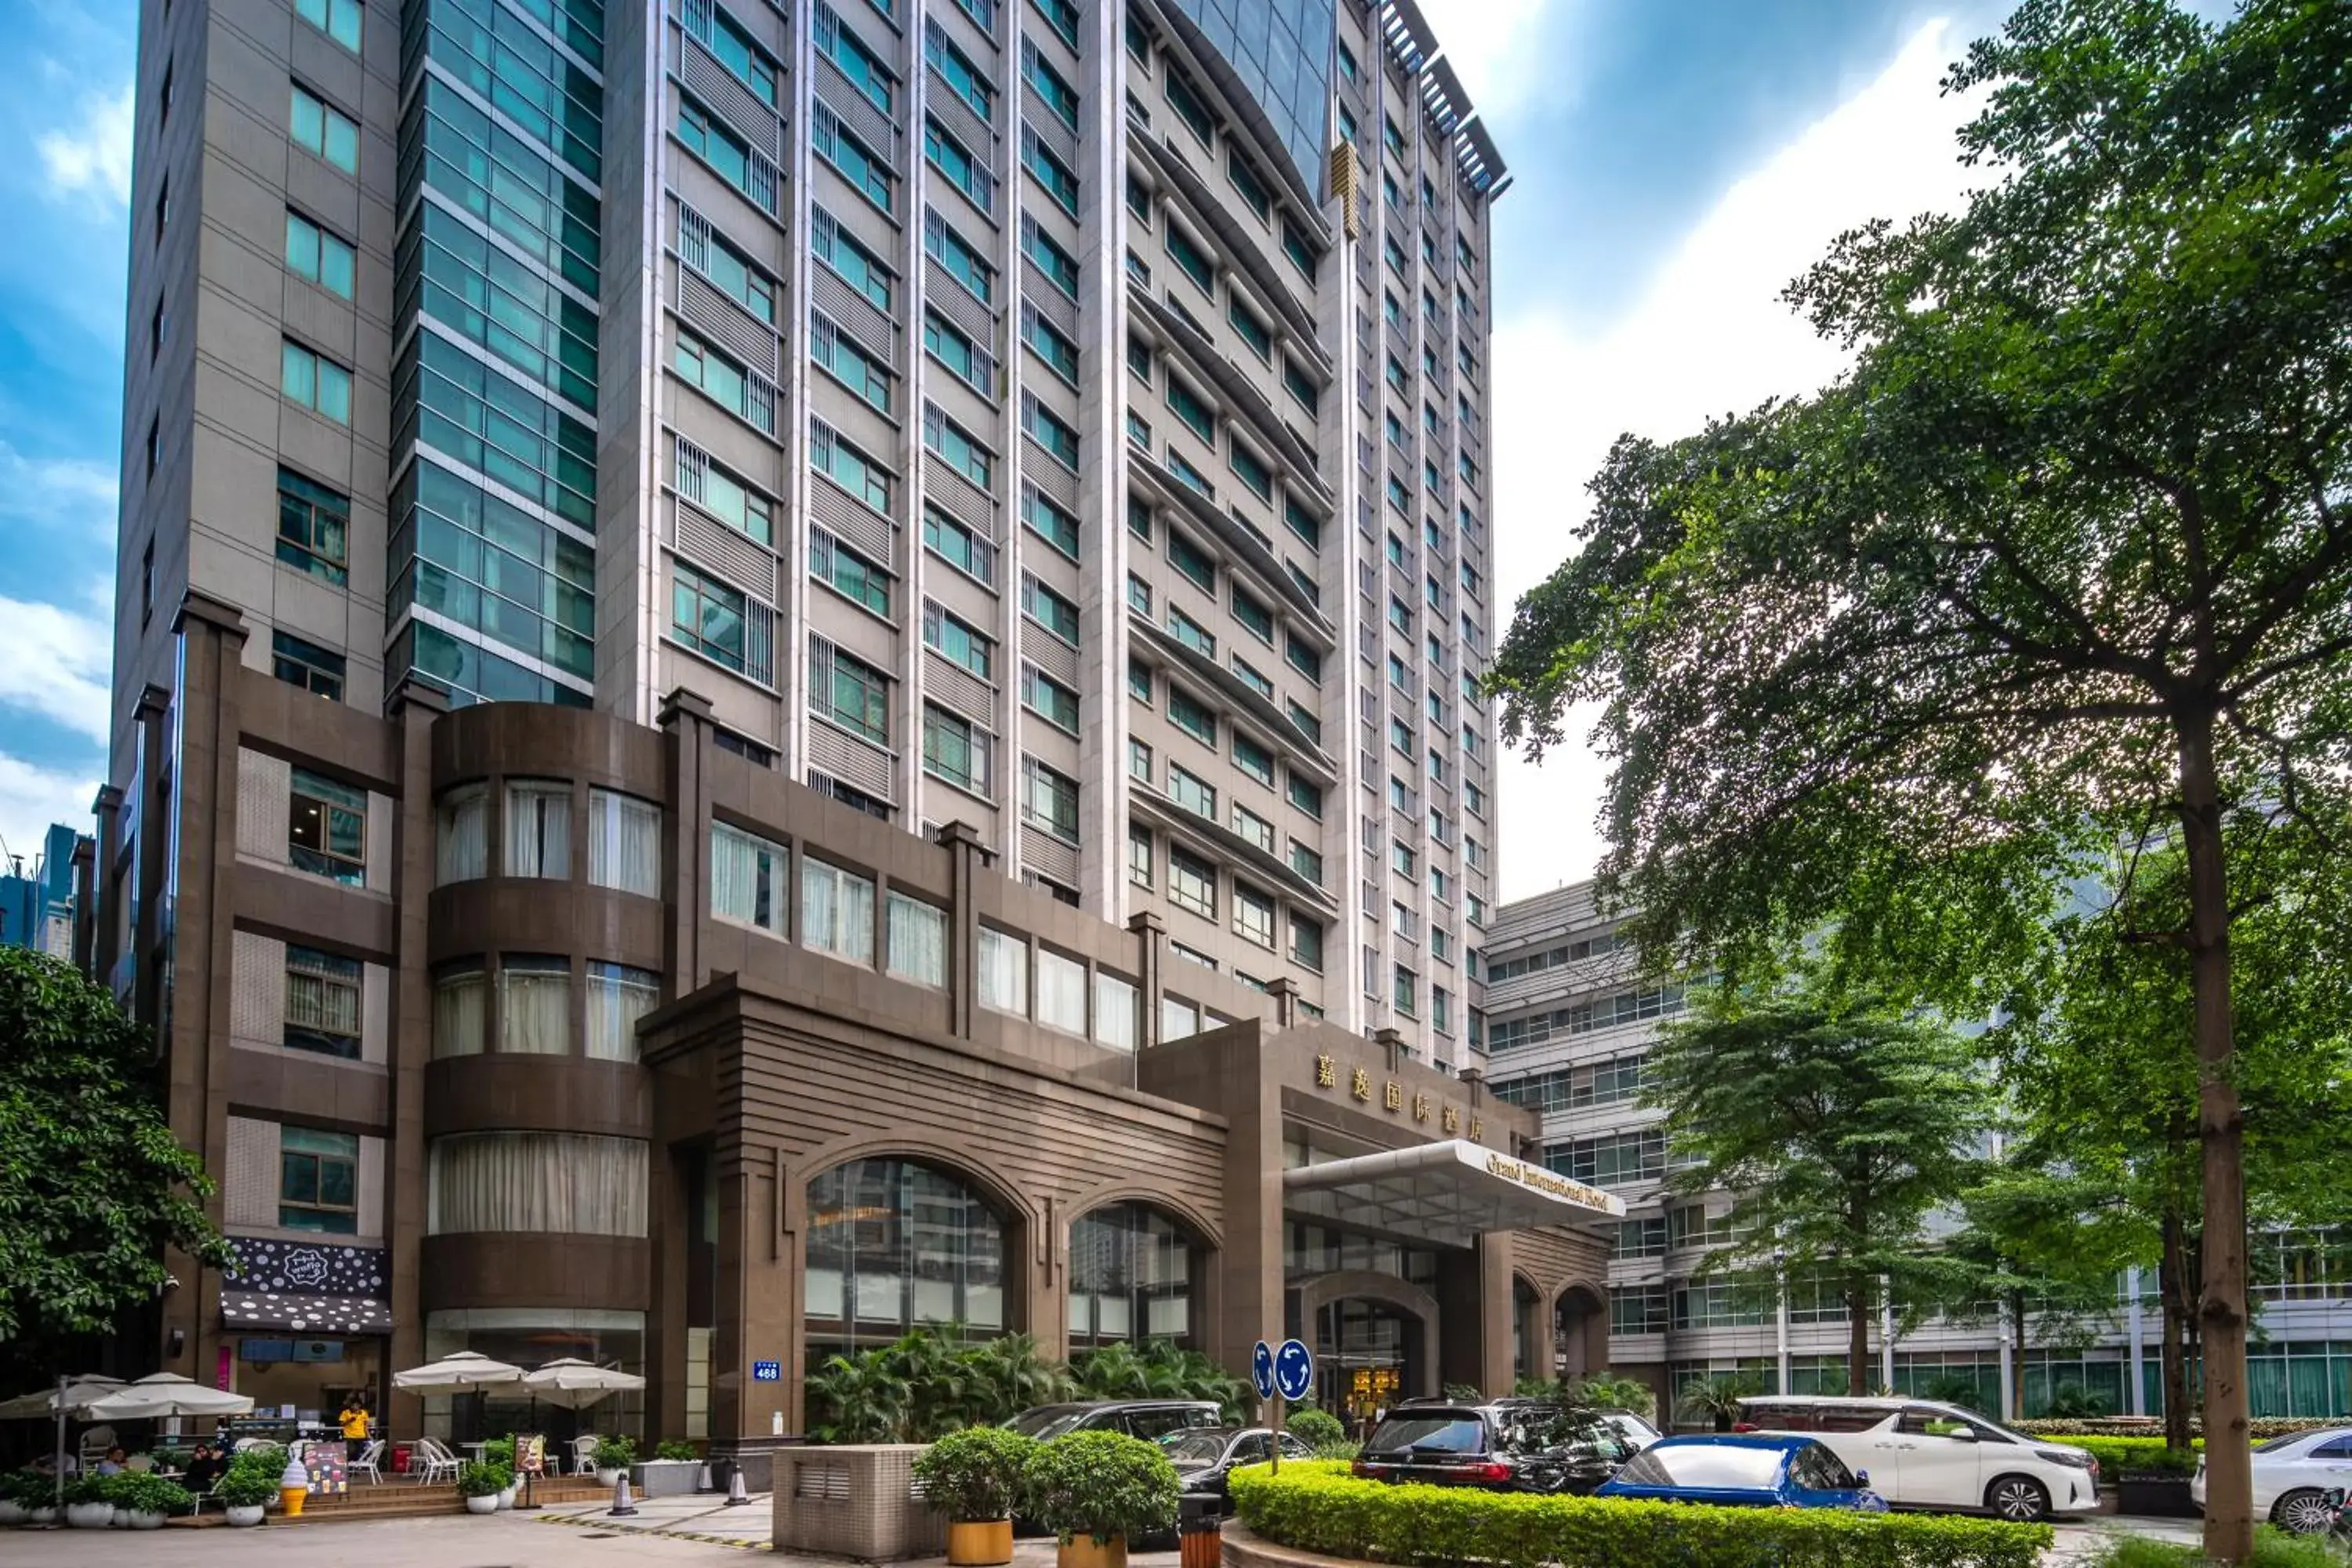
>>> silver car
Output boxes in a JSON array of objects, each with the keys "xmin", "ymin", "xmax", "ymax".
[{"xmin": 2191, "ymin": 1428, "xmax": 2352, "ymax": 1534}]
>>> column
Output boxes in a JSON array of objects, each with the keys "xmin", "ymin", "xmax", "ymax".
[
  {"xmin": 2126, "ymin": 1267, "xmax": 2148, "ymax": 1417},
  {"xmin": 1131, "ymin": 911, "xmax": 1166, "ymax": 1047},
  {"xmin": 938, "ymin": 820, "xmax": 990, "ymax": 1038},
  {"xmin": 384, "ymin": 675, "xmax": 448, "ymax": 1436},
  {"xmin": 658, "ymin": 687, "xmax": 713, "ymax": 993}
]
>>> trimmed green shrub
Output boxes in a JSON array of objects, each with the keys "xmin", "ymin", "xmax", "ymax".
[
  {"xmin": 1286, "ymin": 1408, "xmax": 1347, "ymax": 1449},
  {"xmin": 227, "ymin": 1443, "xmax": 289, "ymax": 1485},
  {"xmin": 212, "ymin": 1468, "xmax": 279, "ymax": 1508},
  {"xmin": 1229, "ymin": 1458, "xmax": 2053, "ymax": 1568},
  {"xmin": 916, "ymin": 1425, "xmax": 1038, "ymax": 1522},
  {"xmin": 100, "ymin": 1472, "xmax": 193, "ymax": 1516},
  {"xmin": 589, "ymin": 1433, "xmax": 637, "ymax": 1471},
  {"xmin": 1021, "ymin": 1429, "xmax": 1179, "ymax": 1546},
  {"xmin": 456, "ymin": 1460, "xmax": 510, "ymax": 1498},
  {"xmin": 2038, "ymin": 1436, "xmax": 2200, "ymax": 1475},
  {"xmin": 62, "ymin": 1475, "xmax": 113, "ymax": 1507},
  {"xmin": 656, "ymin": 1440, "xmax": 699, "ymax": 1462}
]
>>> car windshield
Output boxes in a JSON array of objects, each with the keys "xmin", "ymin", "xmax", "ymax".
[
  {"xmin": 1364, "ymin": 1414, "xmax": 1484, "ymax": 1456},
  {"xmin": 1162, "ymin": 1433, "xmax": 1230, "ymax": 1463},
  {"xmin": 2257, "ymin": 1432, "xmax": 2346, "ymax": 1454},
  {"xmin": 1007, "ymin": 1408, "xmax": 1090, "ymax": 1439},
  {"xmin": 1618, "ymin": 1445, "xmax": 1787, "ymax": 1490}
]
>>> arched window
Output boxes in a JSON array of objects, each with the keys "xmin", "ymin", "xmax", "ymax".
[
  {"xmin": 1069, "ymin": 1203, "xmax": 1196, "ymax": 1347},
  {"xmin": 806, "ymin": 1159, "xmax": 1007, "ymax": 1354}
]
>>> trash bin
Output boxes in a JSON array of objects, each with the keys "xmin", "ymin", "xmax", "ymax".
[
  {"xmin": 392, "ymin": 1443, "xmax": 412, "ymax": 1475},
  {"xmin": 1178, "ymin": 1494, "xmax": 1221, "ymax": 1568}
]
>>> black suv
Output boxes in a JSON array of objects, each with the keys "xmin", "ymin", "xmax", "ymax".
[
  {"xmin": 1006, "ymin": 1399, "xmax": 1224, "ymax": 1443},
  {"xmin": 1352, "ymin": 1398, "xmax": 1636, "ymax": 1494}
]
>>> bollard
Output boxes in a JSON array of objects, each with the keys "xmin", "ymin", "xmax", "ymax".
[
  {"xmin": 724, "ymin": 1465, "xmax": 752, "ymax": 1506},
  {"xmin": 608, "ymin": 1473, "xmax": 639, "ymax": 1517}
]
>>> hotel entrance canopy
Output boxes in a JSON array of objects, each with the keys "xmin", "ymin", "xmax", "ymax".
[{"xmin": 1283, "ymin": 1140, "xmax": 1624, "ymax": 1243}]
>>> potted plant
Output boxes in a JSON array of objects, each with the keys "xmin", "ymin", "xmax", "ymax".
[
  {"xmin": 215, "ymin": 1465, "xmax": 278, "ymax": 1527},
  {"xmin": 107, "ymin": 1473, "xmax": 191, "ymax": 1529},
  {"xmin": 916, "ymin": 1426, "xmax": 1037, "ymax": 1566},
  {"xmin": 1021, "ymin": 1430, "xmax": 1178, "ymax": 1568},
  {"xmin": 590, "ymin": 1433, "xmax": 637, "ymax": 1487},
  {"xmin": 458, "ymin": 1461, "xmax": 507, "ymax": 1515},
  {"xmin": 0, "ymin": 1468, "xmax": 42, "ymax": 1526},
  {"xmin": 485, "ymin": 1438, "xmax": 518, "ymax": 1508},
  {"xmin": 62, "ymin": 1475, "xmax": 115, "ymax": 1529},
  {"xmin": 639, "ymin": 1440, "xmax": 702, "ymax": 1499}
]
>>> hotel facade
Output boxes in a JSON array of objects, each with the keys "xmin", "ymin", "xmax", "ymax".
[{"xmin": 100, "ymin": 0, "xmax": 1606, "ymax": 1468}]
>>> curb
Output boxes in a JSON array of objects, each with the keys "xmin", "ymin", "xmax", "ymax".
[{"xmin": 532, "ymin": 1506, "xmax": 772, "ymax": 1550}]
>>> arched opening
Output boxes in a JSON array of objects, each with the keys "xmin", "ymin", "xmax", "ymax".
[
  {"xmin": 1315, "ymin": 1298, "xmax": 1425, "ymax": 1424},
  {"xmin": 1513, "ymin": 1276, "xmax": 1544, "ymax": 1386},
  {"xmin": 804, "ymin": 1156, "xmax": 1012, "ymax": 1359},
  {"xmin": 1555, "ymin": 1285, "xmax": 1607, "ymax": 1381},
  {"xmin": 1068, "ymin": 1201, "xmax": 1203, "ymax": 1350}
]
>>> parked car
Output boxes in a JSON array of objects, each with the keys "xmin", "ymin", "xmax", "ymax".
[
  {"xmin": 1164, "ymin": 1427, "xmax": 1315, "ymax": 1514},
  {"xmin": 2190, "ymin": 1427, "xmax": 2352, "ymax": 1533},
  {"xmin": 1596, "ymin": 1410, "xmax": 1665, "ymax": 1454},
  {"xmin": 1733, "ymin": 1396, "xmax": 2098, "ymax": 1520},
  {"xmin": 1006, "ymin": 1399, "xmax": 1224, "ymax": 1443},
  {"xmin": 1597, "ymin": 1433, "xmax": 1889, "ymax": 1511},
  {"xmin": 1351, "ymin": 1398, "xmax": 1637, "ymax": 1494}
]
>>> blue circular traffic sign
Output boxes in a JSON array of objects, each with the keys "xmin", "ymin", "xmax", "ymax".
[
  {"xmin": 1251, "ymin": 1340, "xmax": 1276, "ymax": 1400},
  {"xmin": 1274, "ymin": 1338, "xmax": 1313, "ymax": 1402}
]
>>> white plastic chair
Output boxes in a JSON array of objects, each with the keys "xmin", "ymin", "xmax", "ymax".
[
  {"xmin": 570, "ymin": 1436, "xmax": 601, "ymax": 1476},
  {"xmin": 78, "ymin": 1425, "xmax": 117, "ymax": 1468},
  {"xmin": 349, "ymin": 1439, "xmax": 383, "ymax": 1485},
  {"xmin": 412, "ymin": 1437, "xmax": 460, "ymax": 1486}
]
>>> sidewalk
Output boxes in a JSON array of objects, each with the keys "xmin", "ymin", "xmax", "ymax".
[{"xmin": 531, "ymin": 1492, "xmax": 1185, "ymax": 1565}]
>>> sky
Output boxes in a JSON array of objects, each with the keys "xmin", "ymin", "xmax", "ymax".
[{"xmin": 0, "ymin": 0, "xmax": 2017, "ymax": 896}]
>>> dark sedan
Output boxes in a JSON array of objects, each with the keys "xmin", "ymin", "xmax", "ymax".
[{"xmin": 1166, "ymin": 1427, "xmax": 1315, "ymax": 1513}]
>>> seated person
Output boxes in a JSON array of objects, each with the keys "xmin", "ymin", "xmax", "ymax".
[
  {"xmin": 95, "ymin": 1446, "xmax": 130, "ymax": 1476},
  {"xmin": 183, "ymin": 1443, "xmax": 228, "ymax": 1491}
]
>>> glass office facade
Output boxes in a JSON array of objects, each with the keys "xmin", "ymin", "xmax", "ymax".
[{"xmin": 1164, "ymin": 0, "xmax": 1336, "ymax": 191}]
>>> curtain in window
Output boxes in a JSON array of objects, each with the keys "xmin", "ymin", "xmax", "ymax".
[
  {"xmin": 978, "ymin": 927, "xmax": 1025, "ymax": 1014},
  {"xmin": 584, "ymin": 964, "xmax": 659, "ymax": 1061},
  {"xmin": 1036, "ymin": 949, "xmax": 1086, "ymax": 1035},
  {"xmin": 885, "ymin": 893, "xmax": 946, "ymax": 986},
  {"xmin": 588, "ymin": 789, "xmax": 661, "ymax": 895},
  {"xmin": 284, "ymin": 947, "xmax": 362, "ymax": 1057},
  {"xmin": 499, "ymin": 959, "xmax": 572, "ymax": 1054},
  {"xmin": 437, "ymin": 785, "xmax": 488, "ymax": 884},
  {"xmin": 1093, "ymin": 973, "xmax": 1138, "ymax": 1051},
  {"xmin": 427, "ymin": 1131, "xmax": 648, "ymax": 1236},
  {"xmin": 434, "ymin": 967, "xmax": 486, "ymax": 1057},
  {"xmin": 712, "ymin": 822, "xmax": 783, "ymax": 932},
  {"xmin": 505, "ymin": 782, "xmax": 572, "ymax": 878},
  {"xmin": 801, "ymin": 857, "xmax": 876, "ymax": 964}
]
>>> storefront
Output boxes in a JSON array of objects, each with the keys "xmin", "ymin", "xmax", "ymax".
[{"xmin": 215, "ymin": 1239, "xmax": 391, "ymax": 1443}]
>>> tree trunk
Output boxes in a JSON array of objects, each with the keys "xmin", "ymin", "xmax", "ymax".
[
  {"xmin": 2160, "ymin": 1207, "xmax": 2191, "ymax": 1452},
  {"xmin": 2178, "ymin": 710, "xmax": 2252, "ymax": 1563},
  {"xmin": 2009, "ymin": 1292, "xmax": 2028, "ymax": 1421},
  {"xmin": 1847, "ymin": 1283, "xmax": 1870, "ymax": 1396}
]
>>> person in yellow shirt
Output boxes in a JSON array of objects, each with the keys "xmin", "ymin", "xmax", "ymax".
[{"xmin": 339, "ymin": 1395, "xmax": 370, "ymax": 1462}]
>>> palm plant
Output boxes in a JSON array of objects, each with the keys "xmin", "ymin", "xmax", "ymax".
[
  {"xmin": 1675, "ymin": 1373, "xmax": 1762, "ymax": 1434},
  {"xmin": 807, "ymin": 1348, "xmax": 912, "ymax": 1442},
  {"xmin": 962, "ymin": 1334, "xmax": 1073, "ymax": 1423},
  {"xmin": 1566, "ymin": 1371, "xmax": 1657, "ymax": 1417}
]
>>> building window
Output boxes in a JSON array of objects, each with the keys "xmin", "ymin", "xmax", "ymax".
[
  {"xmin": 712, "ymin": 821, "xmax": 788, "ymax": 935},
  {"xmin": 277, "ymin": 467, "xmax": 350, "ymax": 585},
  {"xmin": 426, "ymin": 1131, "xmax": 648, "ymax": 1235},
  {"xmin": 805, "ymin": 1158, "xmax": 1007, "ymax": 1340},
  {"xmin": 497, "ymin": 956, "xmax": 570, "ymax": 1053},
  {"xmin": 812, "ymin": 314, "xmax": 895, "ymax": 411},
  {"xmin": 1169, "ymin": 847, "xmax": 1216, "ymax": 919},
  {"xmin": 289, "ymin": 83, "xmax": 358, "ymax": 172},
  {"xmin": 587, "ymin": 789, "xmax": 660, "ymax": 895},
  {"xmin": 1393, "ymin": 964, "xmax": 1417, "ymax": 1016},
  {"xmin": 279, "ymin": 1127, "xmax": 360, "ymax": 1232},
  {"xmin": 978, "ymin": 926, "xmax": 1026, "ymax": 1014},
  {"xmin": 1233, "ymin": 882, "xmax": 1275, "ymax": 949},
  {"xmin": 1290, "ymin": 916, "xmax": 1323, "ymax": 971},
  {"xmin": 802, "ymin": 857, "xmax": 877, "ymax": 965},
  {"xmin": 813, "ymin": 639, "xmax": 892, "ymax": 743},
  {"xmin": 585, "ymin": 963, "xmax": 659, "ymax": 1062},
  {"xmin": 1232, "ymin": 734, "xmax": 1274, "ymax": 788},
  {"xmin": 811, "ymin": 205, "xmax": 891, "ymax": 313},
  {"xmin": 1127, "ymin": 824, "xmax": 1153, "ymax": 887},
  {"xmin": 1069, "ymin": 1203, "xmax": 1192, "ymax": 1344},
  {"xmin": 285, "ymin": 209, "xmax": 356, "ymax": 298},
  {"xmin": 284, "ymin": 946, "xmax": 362, "ymax": 1058},
  {"xmin": 886, "ymin": 893, "xmax": 946, "ymax": 987},
  {"xmin": 503, "ymin": 781, "xmax": 572, "ymax": 879},
  {"xmin": 289, "ymin": 768, "xmax": 366, "ymax": 884},
  {"xmin": 1022, "ymin": 485, "xmax": 1081, "ymax": 560},
  {"xmin": 271, "ymin": 630, "xmax": 346, "ymax": 701},
  {"xmin": 280, "ymin": 339, "xmax": 354, "ymax": 423},
  {"xmin": 296, "ymin": 0, "xmax": 363, "ymax": 49},
  {"xmin": 1021, "ymin": 756, "xmax": 1080, "ymax": 843},
  {"xmin": 1168, "ymin": 689, "xmax": 1216, "ymax": 747},
  {"xmin": 924, "ymin": 506, "xmax": 996, "ymax": 586},
  {"xmin": 432, "ymin": 965, "xmax": 485, "ymax": 1057},
  {"xmin": 1022, "ymin": 665, "xmax": 1080, "ymax": 734},
  {"xmin": 1287, "ymin": 775, "xmax": 1323, "ymax": 819},
  {"xmin": 434, "ymin": 784, "xmax": 488, "ymax": 885},
  {"xmin": 922, "ymin": 601, "xmax": 994, "ymax": 681},
  {"xmin": 670, "ymin": 561, "xmax": 752, "ymax": 676},
  {"xmin": 922, "ymin": 704, "xmax": 989, "ymax": 793}
]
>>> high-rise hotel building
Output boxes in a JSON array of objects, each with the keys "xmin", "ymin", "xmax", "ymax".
[{"xmin": 98, "ymin": 0, "xmax": 1555, "ymax": 1458}]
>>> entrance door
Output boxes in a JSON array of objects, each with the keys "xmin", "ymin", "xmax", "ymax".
[{"xmin": 1314, "ymin": 1300, "xmax": 1420, "ymax": 1430}]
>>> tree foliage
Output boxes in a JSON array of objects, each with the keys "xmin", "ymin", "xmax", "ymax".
[
  {"xmin": 0, "ymin": 948, "xmax": 227, "ymax": 1360},
  {"xmin": 1642, "ymin": 971, "xmax": 1993, "ymax": 1394},
  {"xmin": 1490, "ymin": 2, "xmax": 2352, "ymax": 1555}
]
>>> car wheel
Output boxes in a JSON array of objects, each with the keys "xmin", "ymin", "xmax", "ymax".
[
  {"xmin": 1985, "ymin": 1475, "xmax": 2051, "ymax": 1523},
  {"xmin": 2272, "ymin": 1489, "xmax": 2335, "ymax": 1535}
]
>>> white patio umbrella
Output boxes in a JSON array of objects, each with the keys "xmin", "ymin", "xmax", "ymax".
[
  {"xmin": 83, "ymin": 1374, "xmax": 256, "ymax": 1421},
  {"xmin": 390, "ymin": 1350, "xmax": 524, "ymax": 1397},
  {"xmin": 517, "ymin": 1359, "xmax": 646, "ymax": 1410},
  {"xmin": 0, "ymin": 1376, "xmax": 123, "ymax": 1421}
]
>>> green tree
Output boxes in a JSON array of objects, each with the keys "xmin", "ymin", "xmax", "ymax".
[
  {"xmin": 1642, "ymin": 972, "xmax": 1993, "ymax": 1395},
  {"xmin": 0, "ymin": 949, "xmax": 227, "ymax": 1374},
  {"xmin": 1490, "ymin": 2, "xmax": 2352, "ymax": 1555}
]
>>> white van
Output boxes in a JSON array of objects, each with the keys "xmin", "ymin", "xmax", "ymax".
[{"xmin": 1732, "ymin": 1396, "xmax": 2100, "ymax": 1520}]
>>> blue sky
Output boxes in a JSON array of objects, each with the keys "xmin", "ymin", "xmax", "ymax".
[{"xmin": 0, "ymin": 0, "xmax": 2020, "ymax": 891}]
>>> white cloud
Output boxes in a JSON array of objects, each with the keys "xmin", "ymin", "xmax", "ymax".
[
  {"xmin": 0, "ymin": 441, "xmax": 118, "ymax": 540},
  {"xmin": 1432, "ymin": 0, "xmax": 1566, "ymax": 118},
  {"xmin": 1490, "ymin": 18, "xmax": 1981, "ymax": 900},
  {"xmin": 0, "ymin": 753, "xmax": 98, "ymax": 879},
  {"xmin": 0, "ymin": 593, "xmax": 112, "ymax": 744},
  {"xmin": 38, "ymin": 81, "xmax": 135, "ymax": 207}
]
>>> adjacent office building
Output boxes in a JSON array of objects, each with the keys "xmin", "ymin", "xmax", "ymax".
[
  {"xmin": 1483, "ymin": 880, "xmax": 2352, "ymax": 1424},
  {"xmin": 100, "ymin": 0, "xmax": 1576, "ymax": 1465},
  {"xmin": 0, "ymin": 823, "xmax": 92, "ymax": 959}
]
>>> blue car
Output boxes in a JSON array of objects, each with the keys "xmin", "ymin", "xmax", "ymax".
[{"xmin": 1595, "ymin": 1434, "xmax": 1889, "ymax": 1512}]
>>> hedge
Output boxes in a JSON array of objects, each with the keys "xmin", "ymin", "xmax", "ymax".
[
  {"xmin": 2038, "ymin": 1436, "xmax": 2201, "ymax": 1475},
  {"xmin": 2012, "ymin": 1417, "xmax": 2333, "ymax": 1442},
  {"xmin": 1229, "ymin": 1460, "xmax": 2052, "ymax": 1568}
]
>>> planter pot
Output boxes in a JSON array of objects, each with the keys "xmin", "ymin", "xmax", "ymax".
[
  {"xmin": 28, "ymin": 1508, "xmax": 57, "ymax": 1526},
  {"xmin": 497, "ymin": 1485, "xmax": 517, "ymax": 1510},
  {"xmin": 111, "ymin": 1508, "xmax": 132, "ymax": 1527},
  {"xmin": 595, "ymin": 1468, "xmax": 623, "ymax": 1489},
  {"xmin": 465, "ymin": 1494, "xmax": 499, "ymax": 1515},
  {"xmin": 1057, "ymin": 1535, "xmax": 1128, "ymax": 1568},
  {"xmin": 64, "ymin": 1501, "xmax": 114, "ymax": 1529},
  {"xmin": 2116, "ymin": 1475, "xmax": 2199, "ymax": 1519},
  {"xmin": 226, "ymin": 1505, "xmax": 267, "ymax": 1528},
  {"xmin": 635, "ymin": 1461, "xmax": 701, "ymax": 1500},
  {"xmin": 949, "ymin": 1519, "xmax": 1015, "ymax": 1566},
  {"xmin": 0, "ymin": 1500, "xmax": 26, "ymax": 1526},
  {"xmin": 125, "ymin": 1511, "xmax": 168, "ymax": 1530}
]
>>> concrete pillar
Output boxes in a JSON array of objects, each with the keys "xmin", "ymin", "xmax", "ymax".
[
  {"xmin": 658, "ymin": 687, "xmax": 713, "ymax": 993},
  {"xmin": 1130, "ymin": 911, "xmax": 1165, "ymax": 1051},
  {"xmin": 2126, "ymin": 1266, "xmax": 2147, "ymax": 1417},
  {"xmin": 938, "ymin": 820, "xmax": 991, "ymax": 1039},
  {"xmin": 384, "ymin": 675, "xmax": 448, "ymax": 1436}
]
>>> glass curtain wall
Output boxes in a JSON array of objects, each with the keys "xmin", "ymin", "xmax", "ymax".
[
  {"xmin": 805, "ymin": 1159, "xmax": 1009, "ymax": 1359},
  {"xmin": 1068, "ymin": 1203, "xmax": 1196, "ymax": 1348}
]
